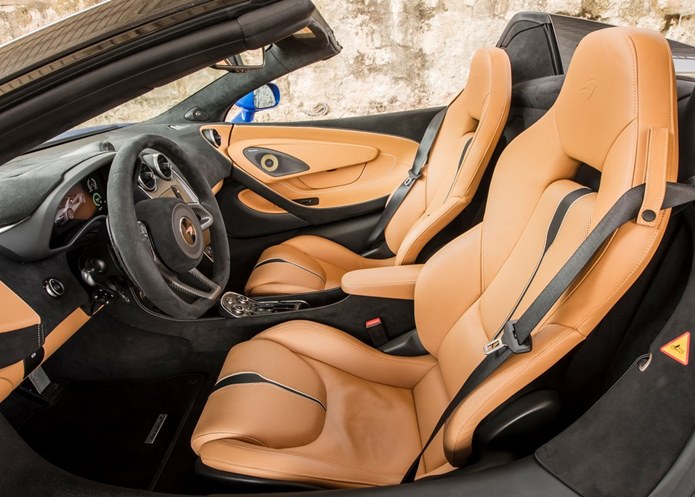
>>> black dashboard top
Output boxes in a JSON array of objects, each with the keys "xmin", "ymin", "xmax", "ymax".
[{"xmin": 0, "ymin": 150, "xmax": 106, "ymax": 227}]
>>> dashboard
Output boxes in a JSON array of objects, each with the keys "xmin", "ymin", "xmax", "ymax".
[{"xmin": 0, "ymin": 147, "xmax": 205, "ymax": 261}]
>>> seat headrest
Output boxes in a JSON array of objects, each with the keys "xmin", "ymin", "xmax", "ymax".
[
  {"xmin": 464, "ymin": 47, "xmax": 501, "ymax": 121},
  {"xmin": 554, "ymin": 27, "xmax": 675, "ymax": 171}
]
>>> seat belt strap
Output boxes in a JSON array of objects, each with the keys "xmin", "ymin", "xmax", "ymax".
[
  {"xmin": 366, "ymin": 109, "xmax": 447, "ymax": 248},
  {"xmin": 401, "ymin": 181, "xmax": 695, "ymax": 484}
]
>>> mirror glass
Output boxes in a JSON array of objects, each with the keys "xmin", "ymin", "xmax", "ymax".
[{"xmin": 254, "ymin": 85, "xmax": 278, "ymax": 109}]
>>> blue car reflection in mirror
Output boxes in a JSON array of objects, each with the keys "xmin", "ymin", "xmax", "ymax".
[{"xmin": 231, "ymin": 83, "xmax": 281, "ymax": 123}]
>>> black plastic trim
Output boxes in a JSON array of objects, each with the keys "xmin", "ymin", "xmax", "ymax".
[{"xmin": 243, "ymin": 147, "xmax": 310, "ymax": 177}]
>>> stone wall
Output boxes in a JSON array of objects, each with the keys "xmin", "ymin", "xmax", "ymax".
[{"xmin": 1, "ymin": 0, "xmax": 693, "ymax": 123}]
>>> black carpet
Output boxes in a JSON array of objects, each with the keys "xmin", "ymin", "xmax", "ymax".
[
  {"xmin": 18, "ymin": 374, "xmax": 206, "ymax": 491},
  {"xmin": 536, "ymin": 211, "xmax": 695, "ymax": 497}
]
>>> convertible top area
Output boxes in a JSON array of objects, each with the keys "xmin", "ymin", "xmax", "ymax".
[{"xmin": 0, "ymin": 0, "xmax": 251, "ymax": 88}]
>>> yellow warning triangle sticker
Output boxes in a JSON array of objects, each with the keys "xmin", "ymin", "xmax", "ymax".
[{"xmin": 660, "ymin": 332, "xmax": 690, "ymax": 366}]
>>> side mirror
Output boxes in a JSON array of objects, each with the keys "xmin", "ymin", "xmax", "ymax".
[{"xmin": 232, "ymin": 83, "xmax": 281, "ymax": 123}]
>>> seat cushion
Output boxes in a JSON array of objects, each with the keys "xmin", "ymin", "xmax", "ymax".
[
  {"xmin": 191, "ymin": 321, "xmax": 451, "ymax": 488},
  {"xmin": 244, "ymin": 235, "xmax": 393, "ymax": 296},
  {"xmin": 192, "ymin": 339, "xmax": 327, "ymax": 451}
]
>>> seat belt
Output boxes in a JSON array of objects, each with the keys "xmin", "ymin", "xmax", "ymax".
[
  {"xmin": 366, "ymin": 109, "xmax": 447, "ymax": 248},
  {"xmin": 401, "ymin": 181, "xmax": 695, "ymax": 483}
]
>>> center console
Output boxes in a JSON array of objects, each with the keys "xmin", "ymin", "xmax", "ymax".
[{"xmin": 220, "ymin": 292, "xmax": 308, "ymax": 318}]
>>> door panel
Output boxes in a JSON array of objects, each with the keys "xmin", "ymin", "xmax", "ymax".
[
  {"xmin": 201, "ymin": 109, "xmax": 440, "ymax": 293},
  {"xmin": 250, "ymin": 140, "xmax": 379, "ymax": 177},
  {"xmin": 204, "ymin": 124, "xmax": 418, "ymax": 211}
]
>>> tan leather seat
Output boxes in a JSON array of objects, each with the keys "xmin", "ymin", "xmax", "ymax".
[
  {"xmin": 193, "ymin": 27, "xmax": 677, "ymax": 488},
  {"xmin": 244, "ymin": 46, "xmax": 512, "ymax": 296}
]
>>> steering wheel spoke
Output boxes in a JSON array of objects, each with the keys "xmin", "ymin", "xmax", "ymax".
[
  {"xmin": 140, "ymin": 226, "xmax": 220, "ymax": 301},
  {"xmin": 156, "ymin": 260, "xmax": 221, "ymax": 301}
]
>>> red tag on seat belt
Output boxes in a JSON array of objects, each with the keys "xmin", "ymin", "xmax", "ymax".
[
  {"xmin": 365, "ymin": 318, "xmax": 387, "ymax": 347},
  {"xmin": 365, "ymin": 318, "xmax": 382, "ymax": 328}
]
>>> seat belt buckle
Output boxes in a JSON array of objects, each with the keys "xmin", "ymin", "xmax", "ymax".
[
  {"xmin": 483, "ymin": 320, "xmax": 532, "ymax": 355},
  {"xmin": 483, "ymin": 336, "xmax": 505, "ymax": 355},
  {"xmin": 365, "ymin": 318, "xmax": 389, "ymax": 347},
  {"xmin": 403, "ymin": 171, "xmax": 421, "ymax": 187}
]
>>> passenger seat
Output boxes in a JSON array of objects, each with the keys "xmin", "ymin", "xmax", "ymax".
[{"xmin": 244, "ymin": 46, "xmax": 512, "ymax": 296}]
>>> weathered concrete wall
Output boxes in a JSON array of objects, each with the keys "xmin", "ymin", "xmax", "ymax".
[
  {"xmin": 271, "ymin": 0, "xmax": 695, "ymax": 121},
  {"xmin": 1, "ymin": 0, "xmax": 693, "ymax": 123}
]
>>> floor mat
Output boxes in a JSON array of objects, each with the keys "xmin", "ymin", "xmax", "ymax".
[{"xmin": 18, "ymin": 374, "xmax": 206, "ymax": 490}]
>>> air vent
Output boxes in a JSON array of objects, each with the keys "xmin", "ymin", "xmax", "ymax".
[
  {"xmin": 153, "ymin": 153, "xmax": 173, "ymax": 180},
  {"xmin": 138, "ymin": 162, "xmax": 157, "ymax": 192},
  {"xmin": 99, "ymin": 141, "xmax": 116, "ymax": 152},
  {"xmin": 203, "ymin": 128, "xmax": 222, "ymax": 148}
]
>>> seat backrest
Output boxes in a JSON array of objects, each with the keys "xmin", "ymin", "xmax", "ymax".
[
  {"xmin": 383, "ymin": 47, "xmax": 512, "ymax": 265},
  {"xmin": 413, "ymin": 27, "xmax": 677, "ymax": 467}
]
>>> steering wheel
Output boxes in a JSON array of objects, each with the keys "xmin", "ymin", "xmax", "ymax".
[{"xmin": 107, "ymin": 134, "xmax": 230, "ymax": 319}]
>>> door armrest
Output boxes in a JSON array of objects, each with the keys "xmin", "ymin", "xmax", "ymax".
[{"xmin": 341, "ymin": 265, "xmax": 423, "ymax": 300}]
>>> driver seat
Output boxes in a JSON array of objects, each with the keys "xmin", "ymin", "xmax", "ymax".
[{"xmin": 192, "ymin": 27, "xmax": 677, "ymax": 488}]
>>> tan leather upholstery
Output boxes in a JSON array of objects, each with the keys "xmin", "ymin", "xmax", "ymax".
[
  {"xmin": 341, "ymin": 264, "xmax": 423, "ymax": 300},
  {"xmin": 193, "ymin": 28, "xmax": 677, "ymax": 488},
  {"xmin": 245, "ymin": 235, "xmax": 395, "ymax": 296},
  {"xmin": 191, "ymin": 322, "xmax": 449, "ymax": 487},
  {"xmin": 0, "ymin": 281, "xmax": 40, "ymax": 334},
  {"xmin": 226, "ymin": 126, "xmax": 419, "ymax": 209},
  {"xmin": 244, "ymin": 46, "xmax": 512, "ymax": 296}
]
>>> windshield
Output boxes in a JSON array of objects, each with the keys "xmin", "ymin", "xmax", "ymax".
[{"xmin": 43, "ymin": 67, "xmax": 225, "ymax": 143}]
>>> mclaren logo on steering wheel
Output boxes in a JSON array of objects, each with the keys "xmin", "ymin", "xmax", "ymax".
[{"xmin": 180, "ymin": 217, "xmax": 197, "ymax": 246}]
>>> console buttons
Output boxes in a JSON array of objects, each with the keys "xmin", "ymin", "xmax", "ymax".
[{"xmin": 43, "ymin": 278, "xmax": 65, "ymax": 299}]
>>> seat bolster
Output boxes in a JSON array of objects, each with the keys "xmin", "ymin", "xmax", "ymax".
[
  {"xmin": 442, "ymin": 324, "xmax": 584, "ymax": 466},
  {"xmin": 281, "ymin": 236, "xmax": 377, "ymax": 270},
  {"xmin": 192, "ymin": 339, "xmax": 327, "ymax": 453},
  {"xmin": 245, "ymin": 243, "xmax": 328, "ymax": 296},
  {"xmin": 197, "ymin": 439, "xmax": 406, "ymax": 488},
  {"xmin": 245, "ymin": 236, "xmax": 394, "ymax": 296},
  {"xmin": 196, "ymin": 438, "xmax": 456, "ymax": 488},
  {"xmin": 395, "ymin": 196, "xmax": 466, "ymax": 265},
  {"xmin": 258, "ymin": 320, "xmax": 438, "ymax": 389}
]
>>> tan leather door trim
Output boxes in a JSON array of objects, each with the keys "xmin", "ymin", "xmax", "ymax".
[
  {"xmin": 238, "ymin": 189, "xmax": 287, "ymax": 214},
  {"xmin": 224, "ymin": 125, "xmax": 418, "ymax": 210},
  {"xmin": 261, "ymin": 141, "xmax": 379, "ymax": 178}
]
